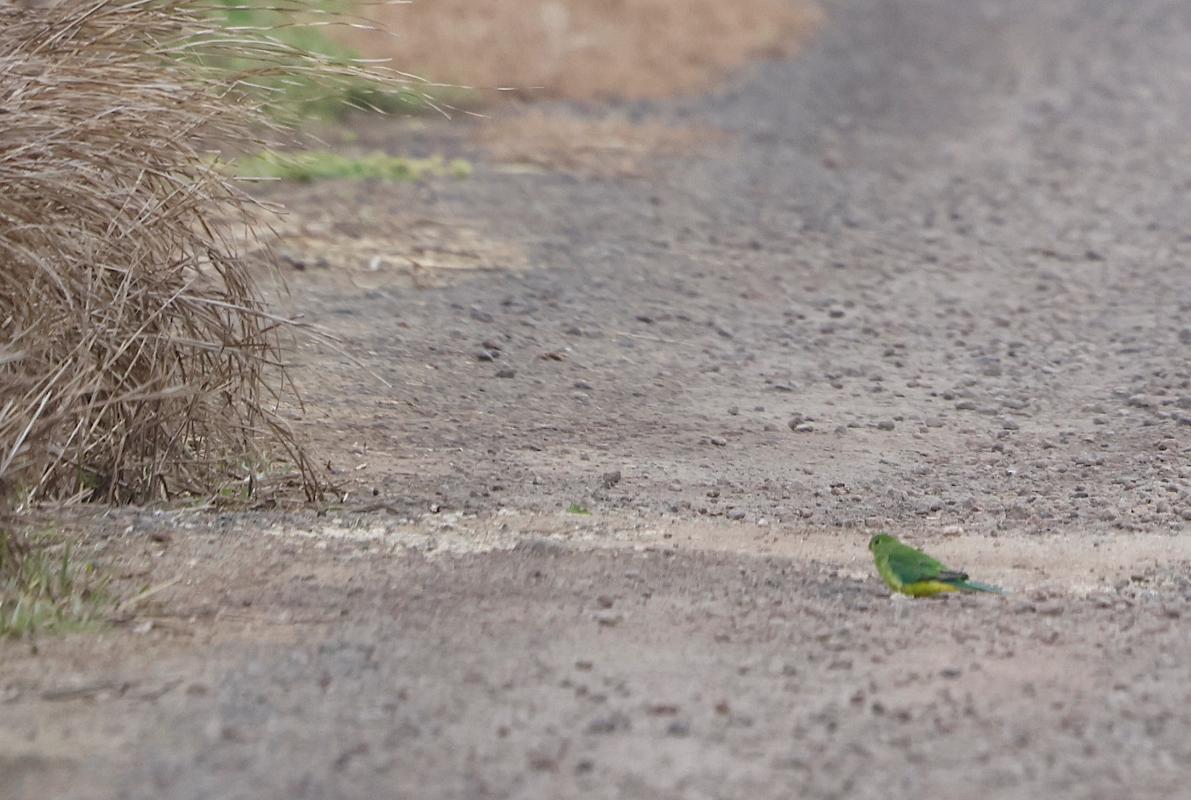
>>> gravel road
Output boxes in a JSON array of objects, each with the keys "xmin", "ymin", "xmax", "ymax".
[{"xmin": 5, "ymin": 1, "xmax": 1191, "ymax": 798}]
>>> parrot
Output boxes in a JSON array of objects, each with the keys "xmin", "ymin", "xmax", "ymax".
[{"xmin": 868, "ymin": 534, "xmax": 1004, "ymax": 597}]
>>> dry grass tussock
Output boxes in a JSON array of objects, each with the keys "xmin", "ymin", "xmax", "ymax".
[{"xmin": 0, "ymin": 0, "xmax": 408, "ymax": 507}]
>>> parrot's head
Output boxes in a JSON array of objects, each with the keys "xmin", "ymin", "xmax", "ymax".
[{"xmin": 868, "ymin": 533, "xmax": 897, "ymax": 552}]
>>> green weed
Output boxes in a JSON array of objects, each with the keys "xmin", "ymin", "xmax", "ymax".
[
  {"xmin": 0, "ymin": 530, "xmax": 109, "ymax": 638},
  {"xmin": 208, "ymin": 0, "xmax": 458, "ymax": 118},
  {"xmin": 234, "ymin": 150, "xmax": 471, "ymax": 182}
]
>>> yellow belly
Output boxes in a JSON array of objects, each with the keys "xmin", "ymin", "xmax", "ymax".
[{"xmin": 900, "ymin": 580, "xmax": 960, "ymax": 598}]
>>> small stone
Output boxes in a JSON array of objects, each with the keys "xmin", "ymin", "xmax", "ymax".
[
  {"xmin": 666, "ymin": 720, "xmax": 691, "ymax": 737},
  {"xmin": 495, "ymin": 368, "xmax": 516, "ymax": 379},
  {"xmin": 1001, "ymin": 419, "xmax": 1020, "ymax": 431},
  {"xmin": 955, "ymin": 400, "xmax": 977, "ymax": 411},
  {"xmin": 476, "ymin": 350, "xmax": 499, "ymax": 362},
  {"xmin": 877, "ymin": 420, "xmax": 895, "ymax": 431},
  {"xmin": 792, "ymin": 422, "xmax": 814, "ymax": 433},
  {"xmin": 727, "ymin": 509, "xmax": 746, "ymax": 521},
  {"xmin": 586, "ymin": 712, "xmax": 631, "ymax": 734},
  {"xmin": 593, "ymin": 611, "xmax": 622, "ymax": 627},
  {"xmin": 601, "ymin": 470, "xmax": 622, "ymax": 488},
  {"xmin": 278, "ymin": 251, "xmax": 306, "ymax": 271},
  {"xmin": 727, "ymin": 406, "xmax": 740, "ymax": 416},
  {"xmin": 574, "ymin": 380, "xmax": 593, "ymax": 391}
]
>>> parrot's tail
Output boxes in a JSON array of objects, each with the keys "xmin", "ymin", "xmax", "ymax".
[{"xmin": 956, "ymin": 580, "xmax": 1004, "ymax": 594}]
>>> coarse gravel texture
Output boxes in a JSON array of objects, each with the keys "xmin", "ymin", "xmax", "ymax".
[{"xmin": 5, "ymin": 1, "xmax": 1191, "ymax": 798}]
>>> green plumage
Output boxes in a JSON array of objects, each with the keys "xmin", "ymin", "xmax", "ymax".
[{"xmin": 868, "ymin": 534, "xmax": 1004, "ymax": 597}]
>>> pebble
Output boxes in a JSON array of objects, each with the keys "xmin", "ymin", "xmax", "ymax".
[
  {"xmin": 877, "ymin": 420, "xmax": 896, "ymax": 431},
  {"xmin": 476, "ymin": 350, "xmax": 499, "ymax": 362},
  {"xmin": 495, "ymin": 369, "xmax": 516, "ymax": 379},
  {"xmin": 793, "ymin": 422, "xmax": 815, "ymax": 433},
  {"xmin": 709, "ymin": 437, "xmax": 728, "ymax": 447},
  {"xmin": 666, "ymin": 720, "xmax": 691, "ymax": 737},
  {"xmin": 593, "ymin": 611, "xmax": 623, "ymax": 627},
  {"xmin": 727, "ymin": 508, "xmax": 746, "ymax": 521},
  {"xmin": 586, "ymin": 712, "xmax": 631, "ymax": 734},
  {"xmin": 1001, "ymin": 419, "xmax": 1020, "ymax": 431}
]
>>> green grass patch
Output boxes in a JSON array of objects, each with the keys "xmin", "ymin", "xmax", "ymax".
[
  {"xmin": 208, "ymin": 0, "xmax": 463, "ymax": 119},
  {"xmin": 565, "ymin": 503, "xmax": 591, "ymax": 515},
  {"xmin": 234, "ymin": 149, "xmax": 471, "ymax": 182},
  {"xmin": 0, "ymin": 530, "xmax": 109, "ymax": 638}
]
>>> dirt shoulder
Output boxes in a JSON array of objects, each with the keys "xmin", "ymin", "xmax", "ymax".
[
  {"xmin": 341, "ymin": 0, "xmax": 822, "ymax": 101},
  {"xmin": 4, "ymin": 510, "xmax": 1191, "ymax": 799}
]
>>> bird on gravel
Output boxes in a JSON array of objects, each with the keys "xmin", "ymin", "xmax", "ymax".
[{"xmin": 868, "ymin": 534, "xmax": 1004, "ymax": 598}]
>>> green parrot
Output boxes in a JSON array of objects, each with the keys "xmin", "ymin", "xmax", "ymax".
[{"xmin": 868, "ymin": 534, "xmax": 1004, "ymax": 597}]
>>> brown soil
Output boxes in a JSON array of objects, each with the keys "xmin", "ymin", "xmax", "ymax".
[
  {"xmin": 474, "ymin": 110, "xmax": 720, "ymax": 178},
  {"xmin": 342, "ymin": 0, "xmax": 822, "ymax": 101}
]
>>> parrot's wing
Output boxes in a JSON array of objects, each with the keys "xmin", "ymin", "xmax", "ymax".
[{"xmin": 885, "ymin": 545, "xmax": 961, "ymax": 584}]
